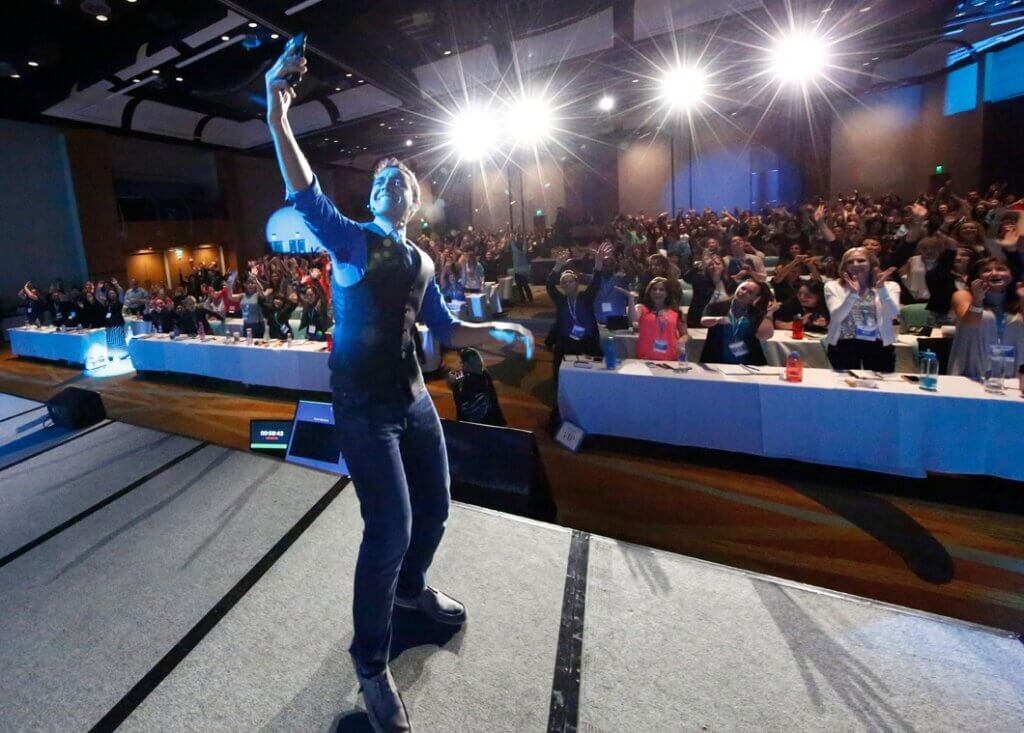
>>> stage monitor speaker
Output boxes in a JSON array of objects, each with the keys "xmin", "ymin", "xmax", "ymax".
[
  {"xmin": 46, "ymin": 387, "xmax": 106, "ymax": 428},
  {"xmin": 441, "ymin": 419, "xmax": 555, "ymax": 522}
]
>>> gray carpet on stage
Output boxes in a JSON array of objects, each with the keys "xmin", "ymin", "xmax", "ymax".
[
  {"xmin": 0, "ymin": 410, "xmax": 82, "ymax": 471},
  {"xmin": 0, "ymin": 444, "xmax": 339, "ymax": 732},
  {"xmin": 580, "ymin": 535, "xmax": 1024, "ymax": 732},
  {"xmin": 0, "ymin": 392, "xmax": 42, "ymax": 420},
  {"xmin": 122, "ymin": 493, "xmax": 570, "ymax": 733},
  {"xmin": 0, "ymin": 422, "xmax": 199, "ymax": 557}
]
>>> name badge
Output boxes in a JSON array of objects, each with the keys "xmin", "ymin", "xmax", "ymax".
[
  {"xmin": 728, "ymin": 341, "xmax": 749, "ymax": 358},
  {"xmin": 570, "ymin": 325, "xmax": 586, "ymax": 340},
  {"xmin": 653, "ymin": 339, "xmax": 669, "ymax": 353},
  {"xmin": 69, "ymin": 311, "xmax": 77, "ymax": 319},
  {"xmin": 601, "ymin": 302, "xmax": 613, "ymax": 313},
  {"xmin": 855, "ymin": 326, "xmax": 878, "ymax": 341},
  {"xmin": 106, "ymin": 312, "xmax": 112, "ymax": 319}
]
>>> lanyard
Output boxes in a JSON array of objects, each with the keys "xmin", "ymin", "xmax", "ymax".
[
  {"xmin": 995, "ymin": 309, "xmax": 1007, "ymax": 344},
  {"xmin": 655, "ymin": 308, "xmax": 669, "ymax": 337},
  {"xmin": 567, "ymin": 296, "xmax": 579, "ymax": 325},
  {"xmin": 728, "ymin": 310, "xmax": 748, "ymax": 343}
]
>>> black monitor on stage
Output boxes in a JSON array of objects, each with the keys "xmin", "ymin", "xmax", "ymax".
[{"xmin": 284, "ymin": 401, "xmax": 348, "ymax": 475}]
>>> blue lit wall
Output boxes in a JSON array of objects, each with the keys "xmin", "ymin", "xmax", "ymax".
[
  {"xmin": 944, "ymin": 62, "xmax": 979, "ymax": 115},
  {"xmin": 984, "ymin": 40, "xmax": 1024, "ymax": 102}
]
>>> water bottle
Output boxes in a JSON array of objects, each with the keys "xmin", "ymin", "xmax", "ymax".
[
  {"xmin": 198, "ymin": 321, "xmax": 206, "ymax": 342},
  {"xmin": 678, "ymin": 340, "xmax": 688, "ymax": 365},
  {"xmin": 985, "ymin": 344, "xmax": 1015, "ymax": 394},
  {"xmin": 286, "ymin": 333, "xmax": 293, "ymax": 348},
  {"xmin": 246, "ymin": 327, "xmax": 254, "ymax": 346},
  {"xmin": 919, "ymin": 349, "xmax": 938, "ymax": 391},
  {"xmin": 785, "ymin": 351, "xmax": 803, "ymax": 383},
  {"xmin": 791, "ymin": 316, "xmax": 804, "ymax": 340},
  {"xmin": 603, "ymin": 334, "xmax": 618, "ymax": 370}
]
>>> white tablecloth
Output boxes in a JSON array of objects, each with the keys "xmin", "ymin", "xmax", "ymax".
[
  {"xmin": 9, "ymin": 327, "xmax": 109, "ymax": 368},
  {"xmin": 602, "ymin": 327, "xmax": 921, "ymax": 372},
  {"xmin": 558, "ymin": 359, "xmax": 1024, "ymax": 480},
  {"xmin": 129, "ymin": 324, "xmax": 441, "ymax": 390},
  {"xmin": 498, "ymin": 276, "xmax": 515, "ymax": 302}
]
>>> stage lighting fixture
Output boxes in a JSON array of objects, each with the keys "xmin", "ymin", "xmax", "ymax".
[
  {"xmin": 769, "ymin": 31, "xmax": 830, "ymax": 85},
  {"xmin": 598, "ymin": 95, "xmax": 615, "ymax": 111},
  {"xmin": 659, "ymin": 66, "xmax": 708, "ymax": 110},
  {"xmin": 448, "ymin": 107, "xmax": 498, "ymax": 162},
  {"xmin": 505, "ymin": 96, "xmax": 555, "ymax": 145}
]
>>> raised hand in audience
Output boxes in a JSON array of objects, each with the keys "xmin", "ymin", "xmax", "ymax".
[
  {"xmin": 970, "ymin": 278, "xmax": 989, "ymax": 304},
  {"xmin": 871, "ymin": 267, "xmax": 896, "ymax": 289}
]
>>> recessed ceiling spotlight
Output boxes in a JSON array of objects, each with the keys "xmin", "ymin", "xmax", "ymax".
[
  {"xmin": 379, "ymin": 122, "xmax": 385, "ymax": 127},
  {"xmin": 443, "ymin": 50, "xmax": 452, "ymax": 56},
  {"xmin": 248, "ymin": 22, "xmax": 258, "ymax": 28},
  {"xmin": 270, "ymin": 33, "xmax": 279, "ymax": 40},
  {"xmin": 345, "ymin": 72, "xmax": 352, "ymax": 78},
  {"xmin": 357, "ymin": 79, "xmax": 364, "ymax": 84},
  {"xmin": 335, "ymin": 86, "xmax": 341, "ymax": 91},
  {"xmin": 630, "ymin": 78, "xmax": 639, "ymax": 83},
  {"xmin": 11, "ymin": 73, "xmax": 21, "ymax": 79},
  {"xmin": 221, "ymin": 35, "xmax": 230, "ymax": 41},
  {"xmin": 27, "ymin": 61, "xmax": 39, "ymax": 67},
  {"xmin": 405, "ymin": 139, "xmax": 413, "ymax": 146},
  {"xmin": 860, "ymin": 6, "xmax": 871, "ymax": 11},
  {"xmin": 152, "ymin": 69, "xmax": 160, "ymax": 74},
  {"xmin": 175, "ymin": 76, "xmax": 183, "ymax": 82},
  {"xmin": 132, "ymin": 78, "xmax": 141, "ymax": 83},
  {"xmin": 96, "ymin": 14, "xmax": 109, "ymax": 22}
]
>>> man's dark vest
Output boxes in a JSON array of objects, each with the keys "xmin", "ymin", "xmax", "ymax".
[{"xmin": 329, "ymin": 227, "xmax": 433, "ymax": 402}]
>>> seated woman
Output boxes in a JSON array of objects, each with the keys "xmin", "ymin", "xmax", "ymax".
[
  {"xmin": 926, "ymin": 246, "xmax": 978, "ymax": 324},
  {"xmin": 699, "ymin": 279, "xmax": 778, "ymax": 366},
  {"xmin": 685, "ymin": 254, "xmax": 735, "ymax": 329},
  {"xmin": 949, "ymin": 258, "xmax": 1024, "ymax": 379},
  {"xmin": 774, "ymin": 280, "xmax": 830, "ymax": 334},
  {"xmin": 824, "ymin": 247, "xmax": 900, "ymax": 372},
  {"xmin": 628, "ymin": 276, "xmax": 688, "ymax": 361}
]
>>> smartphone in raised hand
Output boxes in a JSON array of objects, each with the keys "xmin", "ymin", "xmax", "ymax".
[{"xmin": 283, "ymin": 32, "xmax": 307, "ymax": 88}]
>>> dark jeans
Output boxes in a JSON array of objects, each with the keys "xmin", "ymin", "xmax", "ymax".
[
  {"xmin": 514, "ymin": 273, "xmax": 533, "ymax": 303},
  {"xmin": 827, "ymin": 339, "xmax": 896, "ymax": 372},
  {"xmin": 332, "ymin": 388, "xmax": 450, "ymax": 677}
]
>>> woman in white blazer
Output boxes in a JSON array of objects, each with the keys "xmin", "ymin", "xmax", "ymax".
[{"xmin": 824, "ymin": 247, "xmax": 900, "ymax": 372}]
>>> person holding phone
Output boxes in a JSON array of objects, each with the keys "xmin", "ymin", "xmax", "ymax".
[{"xmin": 265, "ymin": 40, "xmax": 533, "ymax": 733}]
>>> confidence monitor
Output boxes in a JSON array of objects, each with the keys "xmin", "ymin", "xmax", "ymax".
[{"xmin": 285, "ymin": 401, "xmax": 348, "ymax": 475}]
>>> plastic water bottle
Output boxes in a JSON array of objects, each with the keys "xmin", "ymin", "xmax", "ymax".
[
  {"xmin": 286, "ymin": 333, "xmax": 293, "ymax": 348},
  {"xmin": 246, "ymin": 327, "xmax": 253, "ymax": 346},
  {"xmin": 792, "ymin": 316, "xmax": 804, "ymax": 340},
  {"xmin": 919, "ymin": 350, "xmax": 938, "ymax": 392},
  {"xmin": 198, "ymin": 321, "xmax": 206, "ymax": 342},
  {"xmin": 785, "ymin": 351, "xmax": 803, "ymax": 383},
  {"xmin": 678, "ymin": 341, "xmax": 688, "ymax": 365},
  {"xmin": 603, "ymin": 334, "xmax": 618, "ymax": 370},
  {"xmin": 985, "ymin": 344, "xmax": 1015, "ymax": 394}
]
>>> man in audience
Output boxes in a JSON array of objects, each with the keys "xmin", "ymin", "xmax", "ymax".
[{"xmin": 123, "ymin": 278, "xmax": 149, "ymax": 314}]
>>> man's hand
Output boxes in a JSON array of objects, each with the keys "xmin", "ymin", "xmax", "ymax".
[
  {"xmin": 488, "ymin": 322, "xmax": 534, "ymax": 360},
  {"xmin": 265, "ymin": 49, "xmax": 306, "ymax": 126}
]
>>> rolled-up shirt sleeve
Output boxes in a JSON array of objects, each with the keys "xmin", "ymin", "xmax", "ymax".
[
  {"xmin": 419, "ymin": 277, "xmax": 460, "ymax": 347},
  {"xmin": 286, "ymin": 176, "xmax": 363, "ymax": 263}
]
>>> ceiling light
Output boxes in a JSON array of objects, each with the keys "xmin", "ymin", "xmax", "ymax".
[
  {"xmin": 132, "ymin": 78, "xmax": 141, "ymax": 83},
  {"xmin": 335, "ymin": 86, "xmax": 341, "ymax": 91},
  {"xmin": 96, "ymin": 14, "xmax": 109, "ymax": 22},
  {"xmin": 221, "ymin": 35, "xmax": 230, "ymax": 41},
  {"xmin": 860, "ymin": 6, "xmax": 871, "ymax": 11},
  {"xmin": 270, "ymin": 33, "xmax": 279, "ymax": 40},
  {"xmin": 405, "ymin": 139, "xmax": 413, "ymax": 147},
  {"xmin": 506, "ymin": 96, "xmax": 555, "ymax": 146},
  {"xmin": 345, "ymin": 72, "xmax": 353, "ymax": 78},
  {"xmin": 379, "ymin": 122, "xmax": 385, "ymax": 127},
  {"xmin": 357, "ymin": 79, "xmax": 364, "ymax": 84},
  {"xmin": 248, "ymin": 22, "xmax": 258, "ymax": 28},
  {"xmin": 175, "ymin": 76, "xmax": 183, "ymax": 82},
  {"xmin": 769, "ymin": 31, "xmax": 831, "ymax": 85},
  {"xmin": 447, "ymin": 106, "xmax": 498, "ymax": 162},
  {"xmin": 11, "ymin": 74, "xmax": 21, "ymax": 79},
  {"xmin": 27, "ymin": 61, "xmax": 39, "ymax": 67},
  {"xmin": 630, "ymin": 78, "xmax": 639, "ymax": 83},
  {"xmin": 152, "ymin": 69, "xmax": 160, "ymax": 74},
  {"xmin": 443, "ymin": 50, "xmax": 452, "ymax": 56},
  {"xmin": 659, "ymin": 66, "xmax": 708, "ymax": 110},
  {"xmin": 597, "ymin": 95, "xmax": 615, "ymax": 111}
]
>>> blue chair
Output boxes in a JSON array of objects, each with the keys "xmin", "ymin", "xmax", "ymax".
[
  {"xmin": 764, "ymin": 256, "xmax": 779, "ymax": 268},
  {"xmin": 900, "ymin": 303, "xmax": 931, "ymax": 330}
]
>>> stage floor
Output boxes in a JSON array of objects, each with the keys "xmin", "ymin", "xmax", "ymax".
[{"xmin": 1, "ymin": 419, "xmax": 1022, "ymax": 732}]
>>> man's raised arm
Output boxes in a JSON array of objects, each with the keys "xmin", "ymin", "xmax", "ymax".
[{"xmin": 265, "ymin": 49, "xmax": 313, "ymax": 196}]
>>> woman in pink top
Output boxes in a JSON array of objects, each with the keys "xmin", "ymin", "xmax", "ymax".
[{"xmin": 629, "ymin": 276, "xmax": 688, "ymax": 360}]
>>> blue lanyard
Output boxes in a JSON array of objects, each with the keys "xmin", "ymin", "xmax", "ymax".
[{"xmin": 728, "ymin": 311, "xmax": 748, "ymax": 342}]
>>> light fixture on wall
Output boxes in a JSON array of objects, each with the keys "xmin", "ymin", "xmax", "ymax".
[{"xmin": 174, "ymin": 248, "xmax": 184, "ymax": 260}]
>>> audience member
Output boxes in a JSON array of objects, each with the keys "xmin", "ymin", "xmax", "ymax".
[{"xmin": 824, "ymin": 247, "xmax": 900, "ymax": 371}]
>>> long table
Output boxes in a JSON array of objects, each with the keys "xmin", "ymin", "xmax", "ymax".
[
  {"xmin": 558, "ymin": 359, "xmax": 1024, "ymax": 480},
  {"xmin": 8, "ymin": 327, "xmax": 109, "ymax": 368},
  {"xmin": 602, "ymin": 327, "xmax": 922, "ymax": 372},
  {"xmin": 129, "ymin": 324, "xmax": 441, "ymax": 391}
]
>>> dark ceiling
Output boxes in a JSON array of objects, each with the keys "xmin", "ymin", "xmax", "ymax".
[{"xmin": 0, "ymin": 0, "xmax": 960, "ymax": 166}]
